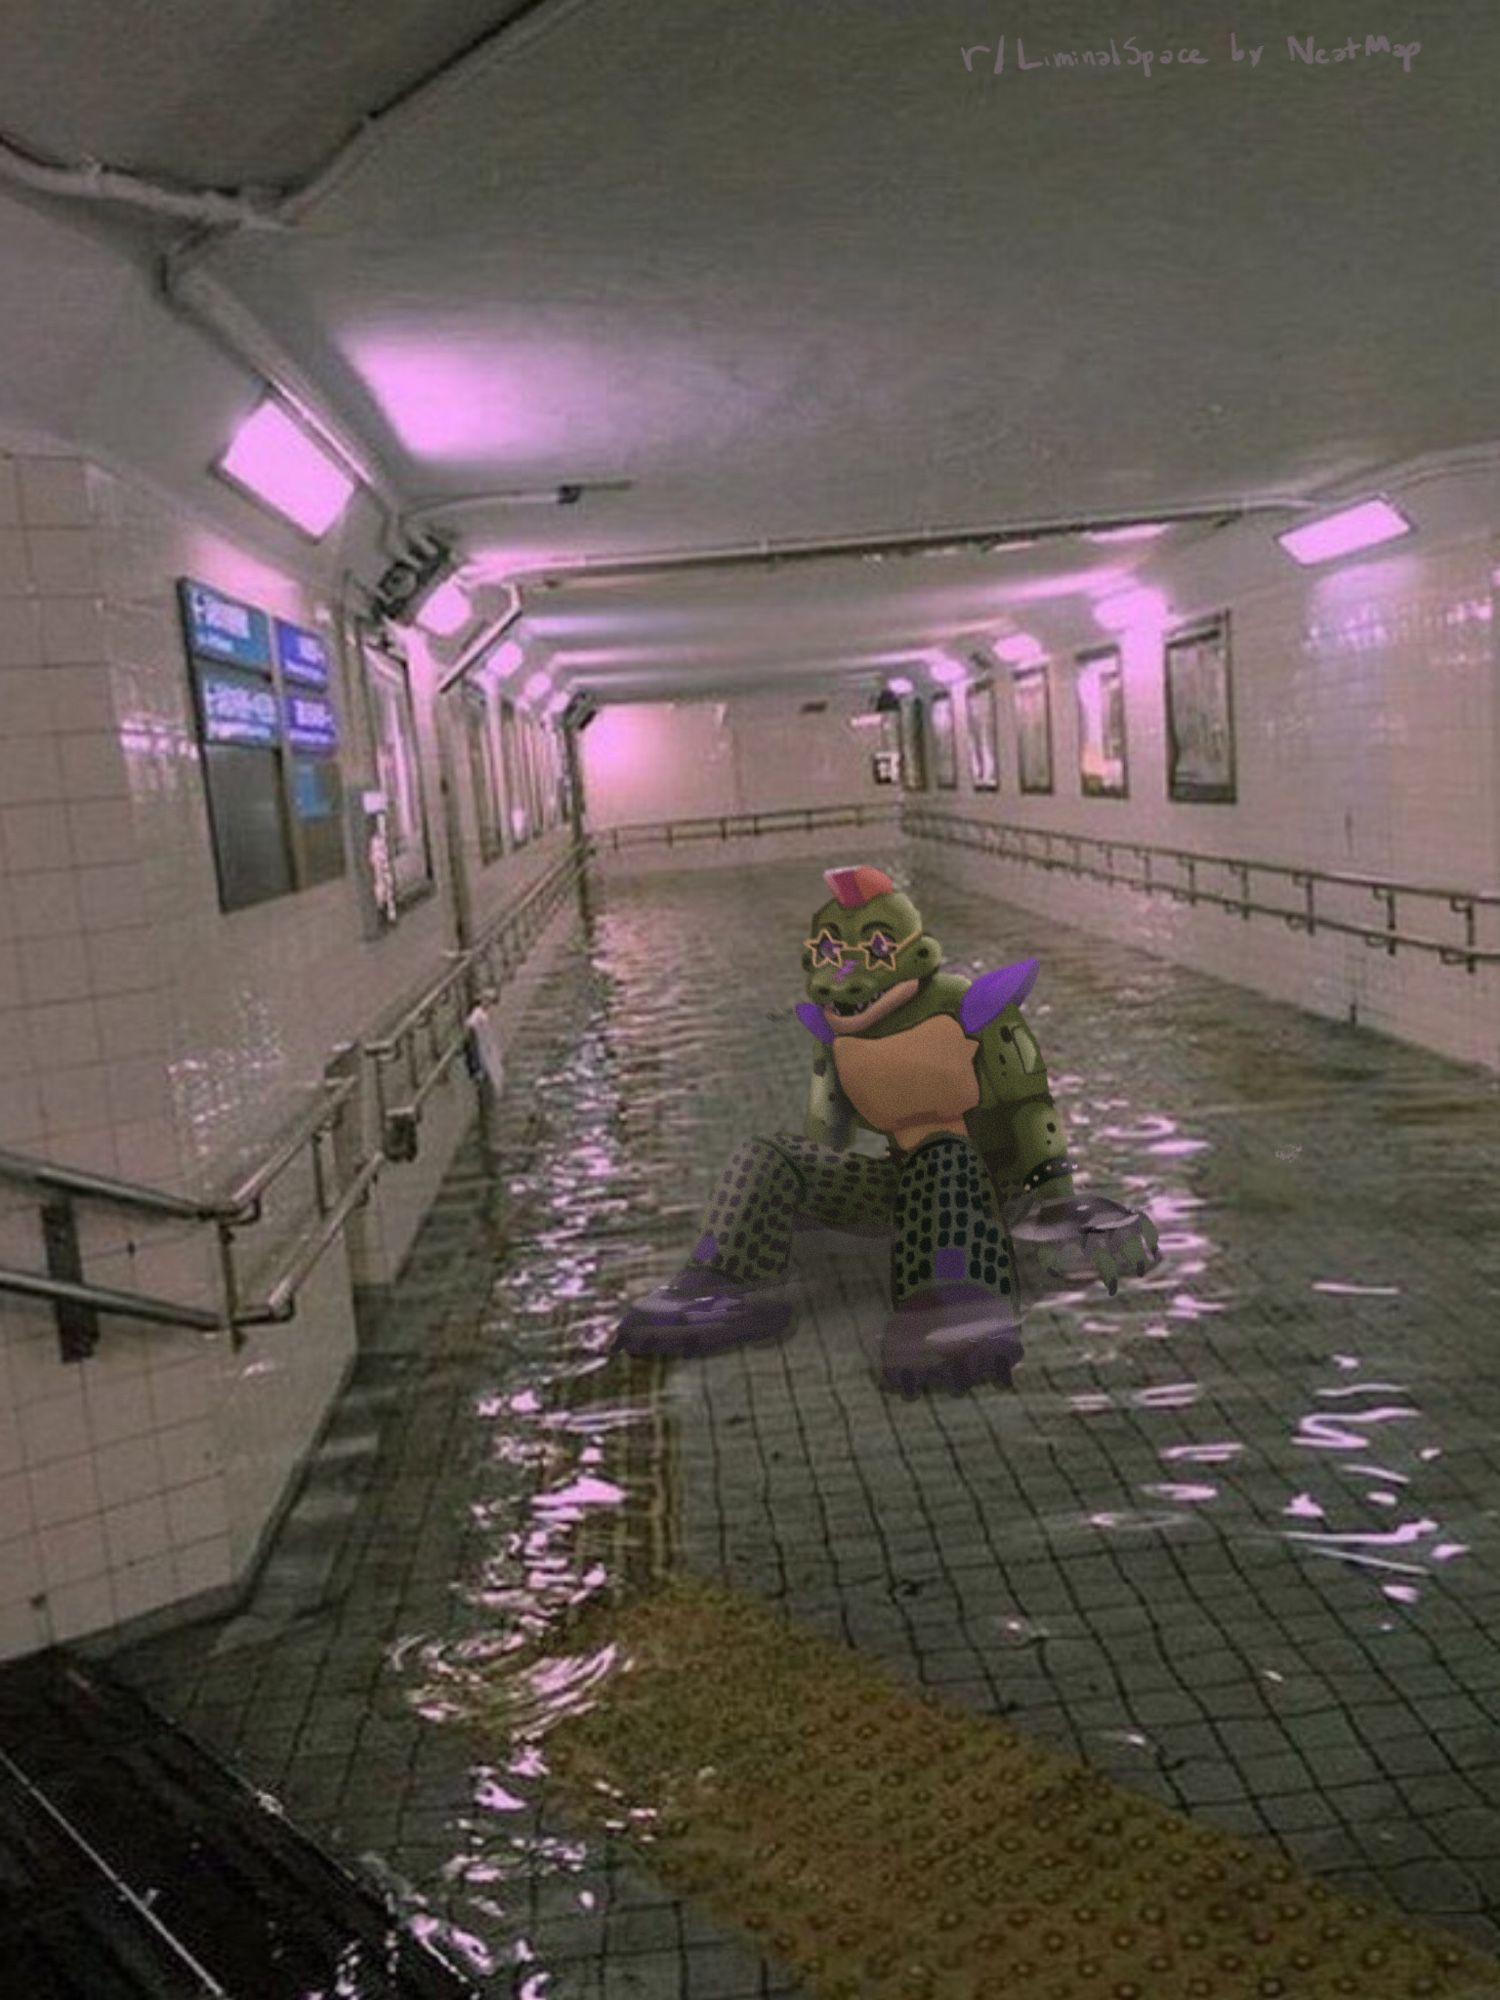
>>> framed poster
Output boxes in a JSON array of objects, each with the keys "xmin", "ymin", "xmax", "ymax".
[
  {"xmin": 965, "ymin": 679, "xmax": 1000, "ymax": 791},
  {"xmin": 900, "ymin": 696, "xmax": 929, "ymax": 791},
  {"xmin": 363, "ymin": 637, "xmax": 433, "ymax": 901},
  {"xmin": 1013, "ymin": 666, "xmax": 1053, "ymax": 794},
  {"xmin": 1165, "ymin": 616, "xmax": 1236, "ymax": 803},
  {"xmin": 931, "ymin": 690, "xmax": 959, "ymax": 788},
  {"xmin": 1075, "ymin": 647, "xmax": 1129, "ymax": 799},
  {"xmin": 462, "ymin": 684, "xmax": 504, "ymax": 863}
]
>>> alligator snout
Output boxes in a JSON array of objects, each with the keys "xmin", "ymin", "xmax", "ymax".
[{"xmin": 814, "ymin": 987, "xmax": 877, "ymax": 1018}]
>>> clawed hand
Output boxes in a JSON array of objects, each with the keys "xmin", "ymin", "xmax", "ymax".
[{"xmin": 1009, "ymin": 1195, "xmax": 1161, "ymax": 1296}]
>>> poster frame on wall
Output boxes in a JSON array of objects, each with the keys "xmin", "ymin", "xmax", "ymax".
[
  {"xmin": 1074, "ymin": 645, "xmax": 1130, "ymax": 800},
  {"xmin": 1164, "ymin": 613, "xmax": 1237, "ymax": 804},
  {"xmin": 1013, "ymin": 665, "xmax": 1054, "ymax": 795}
]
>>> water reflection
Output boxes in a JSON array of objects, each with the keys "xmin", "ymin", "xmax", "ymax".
[
  {"xmin": 266, "ymin": 871, "xmax": 1498, "ymax": 1986},
  {"xmin": 359, "ymin": 938, "xmax": 680, "ymax": 1989},
  {"xmin": 1279, "ymin": 1359, "xmax": 1470, "ymax": 1605}
]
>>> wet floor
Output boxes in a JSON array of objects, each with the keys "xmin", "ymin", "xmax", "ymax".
[{"xmin": 113, "ymin": 851, "xmax": 1500, "ymax": 1997}]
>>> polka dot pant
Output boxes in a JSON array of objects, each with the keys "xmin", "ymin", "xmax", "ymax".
[{"xmin": 690, "ymin": 1131, "xmax": 1013, "ymax": 1305}]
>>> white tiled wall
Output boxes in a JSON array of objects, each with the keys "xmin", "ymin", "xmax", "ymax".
[
  {"xmin": 0, "ymin": 448, "xmax": 582, "ymax": 1659},
  {"xmin": 916, "ymin": 495, "xmax": 1500, "ymax": 1074},
  {"xmin": 580, "ymin": 689, "xmax": 883, "ymax": 833}
]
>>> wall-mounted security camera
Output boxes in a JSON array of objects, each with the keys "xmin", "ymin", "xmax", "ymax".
[{"xmin": 371, "ymin": 535, "xmax": 455, "ymax": 626}]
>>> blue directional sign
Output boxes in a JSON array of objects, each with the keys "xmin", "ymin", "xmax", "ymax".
[
  {"xmin": 284, "ymin": 689, "xmax": 339, "ymax": 755},
  {"xmin": 178, "ymin": 579, "xmax": 273, "ymax": 673},
  {"xmin": 275, "ymin": 618, "xmax": 332, "ymax": 687},
  {"xmin": 199, "ymin": 667, "xmax": 281, "ymax": 748}
]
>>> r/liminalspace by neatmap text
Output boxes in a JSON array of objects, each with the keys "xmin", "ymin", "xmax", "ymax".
[{"xmin": 960, "ymin": 32, "xmax": 1422, "ymax": 79}]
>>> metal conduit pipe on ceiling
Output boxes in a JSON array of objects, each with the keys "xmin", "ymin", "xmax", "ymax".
[
  {"xmin": 0, "ymin": 0, "xmax": 605, "ymax": 562},
  {"xmin": 486, "ymin": 500, "xmax": 1324, "ymax": 590}
]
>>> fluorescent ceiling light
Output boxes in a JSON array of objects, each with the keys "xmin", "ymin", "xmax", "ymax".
[
  {"xmin": 416, "ymin": 579, "xmax": 472, "ymax": 636},
  {"xmin": 1095, "ymin": 587, "xmax": 1169, "ymax": 632},
  {"xmin": 885, "ymin": 676, "xmax": 915, "ymax": 696},
  {"xmin": 524, "ymin": 670, "xmax": 553, "ymax": 702},
  {"xmin": 545, "ymin": 690, "xmax": 570, "ymax": 719},
  {"xmin": 490, "ymin": 638, "xmax": 525, "ymax": 676},
  {"xmin": 926, "ymin": 657, "xmax": 967, "ymax": 685},
  {"xmin": 994, "ymin": 633, "xmax": 1043, "ymax": 664},
  {"xmin": 1087, "ymin": 522, "xmax": 1169, "ymax": 544},
  {"xmin": 217, "ymin": 399, "xmax": 356, "ymax": 539},
  {"xmin": 1276, "ymin": 499, "xmax": 1413, "ymax": 566}
]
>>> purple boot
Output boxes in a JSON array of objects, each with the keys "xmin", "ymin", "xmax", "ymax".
[
  {"xmin": 878, "ymin": 1282, "xmax": 1024, "ymax": 1399},
  {"xmin": 611, "ymin": 1264, "xmax": 794, "ymax": 1358}
]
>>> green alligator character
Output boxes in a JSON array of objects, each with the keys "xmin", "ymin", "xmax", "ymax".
[{"xmin": 612, "ymin": 864, "xmax": 1159, "ymax": 1396}]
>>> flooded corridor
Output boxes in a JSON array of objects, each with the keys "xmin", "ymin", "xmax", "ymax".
[{"xmin": 112, "ymin": 853, "xmax": 1500, "ymax": 1998}]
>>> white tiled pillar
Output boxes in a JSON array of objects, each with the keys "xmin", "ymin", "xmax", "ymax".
[{"xmin": 1, "ymin": 450, "xmax": 229, "ymax": 1658}]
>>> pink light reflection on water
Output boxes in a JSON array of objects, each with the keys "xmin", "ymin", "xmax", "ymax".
[
  {"xmin": 1160, "ymin": 1441, "xmax": 1243, "ymax": 1465},
  {"xmin": 1311, "ymin": 1279, "xmax": 1403, "ymax": 1298}
]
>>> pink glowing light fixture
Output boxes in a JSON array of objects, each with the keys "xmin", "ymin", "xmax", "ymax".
[
  {"xmin": 1087, "ymin": 522, "xmax": 1169, "ymax": 545},
  {"xmin": 886, "ymin": 675, "xmax": 915, "ymax": 696},
  {"xmin": 416, "ymin": 579, "xmax": 472, "ymax": 637},
  {"xmin": 994, "ymin": 633, "xmax": 1043, "ymax": 664},
  {"xmin": 489, "ymin": 638, "xmax": 525, "ymax": 676},
  {"xmin": 545, "ymin": 690, "xmax": 570, "ymax": 720},
  {"xmin": 1276, "ymin": 498, "xmax": 1413, "ymax": 567},
  {"xmin": 1095, "ymin": 587, "xmax": 1169, "ymax": 633},
  {"xmin": 217, "ymin": 399, "xmax": 356, "ymax": 539},
  {"xmin": 524, "ymin": 669, "xmax": 553, "ymax": 703},
  {"xmin": 926, "ymin": 656, "xmax": 967, "ymax": 686}
]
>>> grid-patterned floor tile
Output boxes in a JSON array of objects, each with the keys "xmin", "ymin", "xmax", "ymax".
[{"xmin": 110, "ymin": 855, "xmax": 1500, "ymax": 1993}]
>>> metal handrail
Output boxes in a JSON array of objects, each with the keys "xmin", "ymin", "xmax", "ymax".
[
  {"xmin": 0, "ymin": 845, "xmax": 589, "ymax": 1355},
  {"xmin": 366, "ymin": 840, "xmax": 589, "ymax": 1158},
  {"xmin": 0, "ymin": 1148, "xmax": 235, "ymax": 1226},
  {"xmin": 220, "ymin": 1075, "xmax": 358, "ymax": 1214},
  {"xmin": 904, "ymin": 805, "xmax": 1500, "ymax": 973},
  {"xmin": 0, "ymin": 1078, "xmax": 358, "ymax": 1232},
  {"xmin": 246, "ymin": 1151, "xmax": 386, "ymax": 1325},
  {"xmin": 0, "ymin": 1265, "xmax": 223, "ymax": 1334},
  {"xmin": 366, "ymin": 839, "xmax": 586, "ymax": 1056},
  {"xmin": 599, "ymin": 799, "xmax": 902, "ymax": 851}
]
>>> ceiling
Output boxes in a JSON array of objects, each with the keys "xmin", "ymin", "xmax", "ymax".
[{"xmin": 2, "ymin": 0, "xmax": 1495, "ymax": 696}]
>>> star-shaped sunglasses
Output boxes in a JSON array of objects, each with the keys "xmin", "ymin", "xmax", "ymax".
[{"xmin": 804, "ymin": 924, "xmax": 921, "ymax": 970}]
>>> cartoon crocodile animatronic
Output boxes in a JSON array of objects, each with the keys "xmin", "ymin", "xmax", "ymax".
[{"xmin": 611, "ymin": 865, "xmax": 1159, "ymax": 1396}]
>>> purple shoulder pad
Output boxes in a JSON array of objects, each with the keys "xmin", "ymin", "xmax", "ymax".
[
  {"xmin": 959, "ymin": 957, "xmax": 1040, "ymax": 1033},
  {"xmin": 796, "ymin": 1001, "xmax": 835, "ymax": 1044}
]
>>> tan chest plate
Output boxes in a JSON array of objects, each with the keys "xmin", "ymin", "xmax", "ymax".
[{"xmin": 832, "ymin": 1012, "xmax": 980, "ymax": 1153}]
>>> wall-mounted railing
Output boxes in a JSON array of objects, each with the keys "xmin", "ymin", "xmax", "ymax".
[
  {"xmin": 598, "ymin": 799, "xmax": 903, "ymax": 852},
  {"xmin": 0, "ymin": 843, "xmax": 588, "ymax": 1360},
  {"xmin": 366, "ymin": 841, "xmax": 590, "ymax": 1161},
  {"xmin": 903, "ymin": 806, "xmax": 1500, "ymax": 974}
]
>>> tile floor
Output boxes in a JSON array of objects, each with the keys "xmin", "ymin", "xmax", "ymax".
[{"xmin": 112, "ymin": 852, "xmax": 1500, "ymax": 1997}]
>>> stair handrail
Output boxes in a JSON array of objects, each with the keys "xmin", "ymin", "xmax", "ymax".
[{"xmin": 0, "ymin": 841, "xmax": 591, "ymax": 1354}]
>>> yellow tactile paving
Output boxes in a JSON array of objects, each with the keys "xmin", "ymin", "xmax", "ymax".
[{"xmin": 514, "ymin": 1574, "xmax": 1500, "ymax": 2000}]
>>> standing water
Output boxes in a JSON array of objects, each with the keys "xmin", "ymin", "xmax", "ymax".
[{"xmin": 115, "ymin": 857, "xmax": 1500, "ymax": 1997}]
